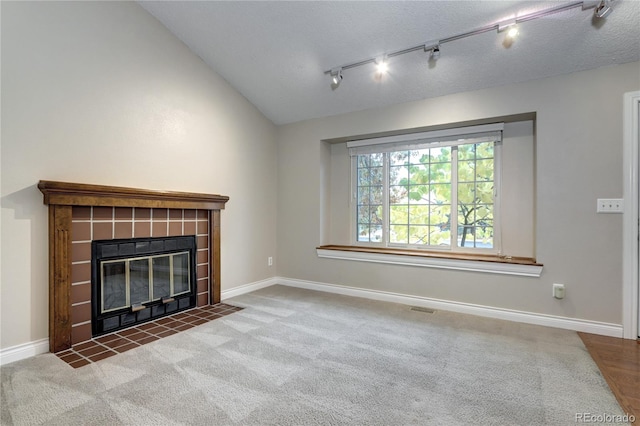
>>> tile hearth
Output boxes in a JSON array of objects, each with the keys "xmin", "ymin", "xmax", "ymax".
[{"xmin": 55, "ymin": 303, "xmax": 242, "ymax": 368}]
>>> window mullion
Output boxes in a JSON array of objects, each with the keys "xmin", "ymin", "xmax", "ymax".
[{"xmin": 451, "ymin": 147, "xmax": 459, "ymax": 251}]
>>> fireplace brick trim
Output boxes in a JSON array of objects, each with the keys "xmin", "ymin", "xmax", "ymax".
[{"xmin": 38, "ymin": 180, "xmax": 229, "ymax": 353}]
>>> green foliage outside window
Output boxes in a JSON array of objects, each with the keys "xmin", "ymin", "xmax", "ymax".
[{"xmin": 356, "ymin": 141, "xmax": 495, "ymax": 250}]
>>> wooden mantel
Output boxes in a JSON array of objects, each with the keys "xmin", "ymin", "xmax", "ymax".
[
  {"xmin": 38, "ymin": 180, "xmax": 229, "ymax": 210},
  {"xmin": 38, "ymin": 180, "xmax": 229, "ymax": 353}
]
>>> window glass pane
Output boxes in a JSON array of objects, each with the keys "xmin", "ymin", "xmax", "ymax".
[
  {"xmin": 430, "ymin": 162, "xmax": 451, "ymax": 183},
  {"xmin": 370, "ymin": 186, "xmax": 383, "ymax": 205},
  {"xmin": 370, "ymin": 167, "xmax": 383, "ymax": 186},
  {"xmin": 389, "ymin": 165, "xmax": 408, "ymax": 185},
  {"xmin": 390, "ymin": 185, "xmax": 408, "ymax": 204},
  {"xmin": 390, "ymin": 151, "xmax": 409, "ymax": 166},
  {"xmin": 357, "ymin": 154, "xmax": 385, "ymax": 244},
  {"xmin": 476, "ymin": 182, "xmax": 494, "ymax": 202},
  {"xmin": 431, "ymin": 184, "xmax": 451, "ymax": 203},
  {"xmin": 408, "ymin": 205, "xmax": 429, "ymax": 224},
  {"xmin": 458, "ymin": 144, "xmax": 476, "ymax": 161},
  {"xmin": 173, "ymin": 253, "xmax": 190, "ymax": 295},
  {"xmin": 429, "ymin": 205, "xmax": 450, "ymax": 226},
  {"xmin": 358, "ymin": 168, "xmax": 370, "ymax": 185},
  {"xmin": 456, "ymin": 142, "xmax": 495, "ymax": 250},
  {"xmin": 130, "ymin": 259, "xmax": 150, "ymax": 305},
  {"xmin": 152, "ymin": 256, "xmax": 170, "ymax": 300},
  {"xmin": 409, "ymin": 225, "xmax": 429, "ymax": 244},
  {"xmin": 390, "ymin": 205, "xmax": 408, "ymax": 224},
  {"xmin": 410, "ymin": 149, "xmax": 430, "ymax": 165},
  {"xmin": 358, "ymin": 206, "xmax": 370, "ymax": 224},
  {"xmin": 458, "ymin": 183, "xmax": 476, "ymax": 204},
  {"xmin": 371, "ymin": 205, "xmax": 383, "ymax": 225},
  {"xmin": 408, "ymin": 185, "xmax": 429, "ymax": 204},
  {"xmin": 430, "ymin": 146, "xmax": 451, "ymax": 163},
  {"xmin": 358, "ymin": 225, "xmax": 371, "ymax": 242},
  {"xmin": 370, "ymin": 225, "xmax": 383, "ymax": 242},
  {"xmin": 430, "ymin": 227, "xmax": 451, "ymax": 246},
  {"xmin": 458, "ymin": 226, "xmax": 494, "ymax": 248},
  {"xmin": 370, "ymin": 153, "xmax": 384, "ymax": 166},
  {"xmin": 475, "ymin": 142, "xmax": 494, "ymax": 159},
  {"xmin": 390, "ymin": 225, "xmax": 408, "ymax": 244},
  {"xmin": 476, "ymin": 204, "xmax": 493, "ymax": 221},
  {"xmin": 476, "ymin": 159, "xmax": 494, "ymax": 181},
  {"xmin": 477, "ymin": 227, "xmax": 494, "ymax": 248},
  {"xmin": 357, "ymin": 186, "xmax": 370, "ymax": 205},
  {"xmin": 458, "ymin": 160, "xmax": 475, "ymax": 182},
  {"xmin": 102, "ymin": 262, "xmax": 126, "ymax": 312},
  {"xmin": 409, "ymin": 164, "xmax": 429, "ymax": 184}
]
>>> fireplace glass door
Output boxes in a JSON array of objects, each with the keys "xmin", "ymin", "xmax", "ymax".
[
  {"xmin": 101, "ymin": 252, "xmax": 191, "ymax": 313},
  {"xmin": 92, "ymin": 235, "xmax": 197, "ymax": 336}
]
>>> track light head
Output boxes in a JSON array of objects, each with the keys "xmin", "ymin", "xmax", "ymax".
[
  {"xmin": 424, "ymin": 41, "xmax": 441, "ymax": 61},
  {"xmin": 594, "ymin": 0, "xmax": 613, "ymax": 18},
  {"xmin": 330, "ymin": 68, "xmax": 343, "ymax": 89},
  {"xmin": 431, "ymin": 45, "xmax": 441, "ymax": 60},
  {"xmin": 375, "ymin": 56, "xmax": 389, "ymax": 75},
  {"xmin": 498, "ymin": 19, "xmax": 518, "ymax": 34}
]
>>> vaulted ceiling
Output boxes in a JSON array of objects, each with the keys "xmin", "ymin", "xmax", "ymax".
[{"xmin": 139, "ymin": 1, "xmax": 640, "ymax": 125}]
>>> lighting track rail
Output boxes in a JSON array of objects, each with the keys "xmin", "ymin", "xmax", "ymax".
[{"xmin": 325, "ymin": 0, "xmax": 613, "ymax": 86}]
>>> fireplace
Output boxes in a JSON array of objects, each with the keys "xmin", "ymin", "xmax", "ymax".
[
  {"xmin": 38, "ymin": 180, "xmax": 229, "ymax": 353},
  {"xmin": 92, "ymin": 236, "xmax": 198, "ymax": 336}
]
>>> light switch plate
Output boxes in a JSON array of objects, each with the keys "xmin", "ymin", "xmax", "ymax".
[{"xmin": 596, "ymin": 198, "xmax": 624, "ymax": 213}]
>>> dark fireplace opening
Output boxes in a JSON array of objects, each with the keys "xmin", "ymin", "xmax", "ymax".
[{"xmin": 91, "ymin": 235, "xmax": 198, "ymax": 337}]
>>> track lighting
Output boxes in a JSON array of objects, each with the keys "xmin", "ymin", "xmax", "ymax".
[
  {"xmin": 424, "ymin": 42, "xmax": 440, "ymax": 60},
  {"xmin": 330, "ymin": 68, "xmax": 343, "ymax": 88},
  {"xmin": 594, "ymin": 0, "xmax": 613, "ymax": 18},
  {"xmin": 324, "ymin": 1, "xmax": 607, "ymax": 88},
  {"xmin": 498, "ymin": 19, "xmax": 518, "ymax": 39},
  {"xmin": 375, "ymin": 56, "xmax": 389, "ymax": 75},
  {"xmin": 431, "ymin": 45, "xmax": 441, "ymax": 60}
]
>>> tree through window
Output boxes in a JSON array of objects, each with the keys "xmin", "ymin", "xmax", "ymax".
[{"xmin": 352, "ymin": 128, "xmax": 501, "ymax": 252}]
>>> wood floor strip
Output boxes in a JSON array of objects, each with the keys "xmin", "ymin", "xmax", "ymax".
[{"xmin": 579, "ymin": 332, "xmax": 640, "ymax": 424}]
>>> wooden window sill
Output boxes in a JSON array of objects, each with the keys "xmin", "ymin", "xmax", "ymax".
[{"xmin": 316, "ymin": 245, "xmax": 543, "ymax": 277}]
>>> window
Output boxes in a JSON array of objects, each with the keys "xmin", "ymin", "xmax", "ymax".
[{"xmin": 351, "ymin": 125, "xmax": 502, "ymax": 253}]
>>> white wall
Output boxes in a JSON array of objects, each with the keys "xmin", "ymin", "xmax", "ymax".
[
  {"xmin": 0, "ymin": 1, "xmax": 277, "ymax": 349},
  {"xmin": 277, "ymin": 62, "xmax": 640, "ymax": 326}
]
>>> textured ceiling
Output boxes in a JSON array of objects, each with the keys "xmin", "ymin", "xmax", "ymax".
[{"xmin": 138, "ymin": 1, "xmax": 640, "ymax": 125}]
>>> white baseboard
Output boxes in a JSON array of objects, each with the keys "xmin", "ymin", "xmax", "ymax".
[
  {"xmin": 221, "ymin": 277, "xmax": 278, "ymax": 300},
  {"xmin": 275, "ymin": 277, "xmax": 624, "ymax": 338},
  {"xmin": 0, "ymin": 338, "xmax": 49, "ymax": 366}
]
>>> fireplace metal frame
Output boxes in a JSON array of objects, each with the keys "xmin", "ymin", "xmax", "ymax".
[{"xmin": 92, "ymin": 235, "xmax": 197, "ymax": 336}]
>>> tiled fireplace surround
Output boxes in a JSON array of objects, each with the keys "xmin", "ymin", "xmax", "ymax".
[
  {"xmin": 38, "ymin": 181, "xmax": 229, "ymax": 353},
  {"xmin": 70, "ymin": 206, "xmax": 211, "ymax": 345}
]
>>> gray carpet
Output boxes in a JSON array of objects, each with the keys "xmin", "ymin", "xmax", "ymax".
[{"xmin": 1, "ymin": 285, "xmax": 626, "ymax": 425}]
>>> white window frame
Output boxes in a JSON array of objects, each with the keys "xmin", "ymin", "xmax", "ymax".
[{"xmin": 349, "ymin": 124, "xmax": 503, "ymax": 254}]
